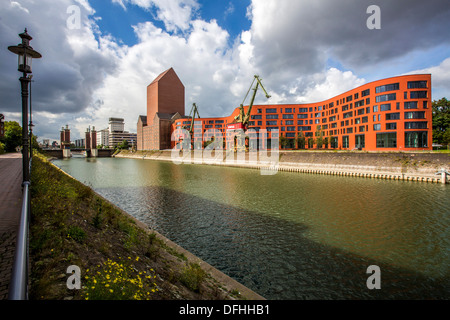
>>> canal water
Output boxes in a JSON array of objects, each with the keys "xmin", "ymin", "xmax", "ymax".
[{"xmin": 52, "ymin": 156, "xmax": 450, "ymax": 300}]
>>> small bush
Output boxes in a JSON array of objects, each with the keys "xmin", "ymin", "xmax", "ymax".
[
  {"xmin": 180, "ymin": 263, "xmax": 206, "ymax": 292},
  {"xmin": 66, "ymin": 226, "xmax": 86, "ymax": 243}
]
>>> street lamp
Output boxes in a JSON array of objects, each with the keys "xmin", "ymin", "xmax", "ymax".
[{"xmin": 8, "ymin": 28, "xmax": 42, "ymax": 183}]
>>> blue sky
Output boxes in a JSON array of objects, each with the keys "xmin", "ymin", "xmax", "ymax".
[{"xmin": 1, "ymin": 0, "xmax": 449, "ymax": 141}]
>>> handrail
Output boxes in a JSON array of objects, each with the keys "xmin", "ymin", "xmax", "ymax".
[{"xmin": 8, "ymin": 180, "xmax": 31, "ymax": 300}]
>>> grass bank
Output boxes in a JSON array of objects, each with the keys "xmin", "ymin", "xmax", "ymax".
[{"xmin": 29, "ymin": 152, "xmax": 262, "ymax": 300}]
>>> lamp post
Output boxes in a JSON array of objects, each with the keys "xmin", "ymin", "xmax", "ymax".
[{"xmin": 8, "ymin": 28, "xmax": 42, "ymax": 184}]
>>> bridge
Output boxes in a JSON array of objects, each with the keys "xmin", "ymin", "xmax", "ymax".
[{"xmin": 43, "ymin": 148, "xmax": 114, "ymax": 159}]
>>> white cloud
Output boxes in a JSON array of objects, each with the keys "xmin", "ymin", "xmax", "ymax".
[
  {"xmin": 115, "ymin": 0, "xmax": 199, "ymax": 32},
  {"xmin": 297, "ymin": 68, "xmax": 366, "ymax": 103},
  {"xmin": 10, "ymin": 1, "xmax": 29, "ymax": 14},
  {"xmin": 405, "ymin": 57, "xmax": 450, "ymax": 100}
]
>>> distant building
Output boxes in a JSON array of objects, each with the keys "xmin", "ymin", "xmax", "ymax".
[
  {"xmin": 96, "ymin": 128, "xmax": 109, "ymax": 147},
  {"xmin": 85, "ymin": 126, "xmax": 97, "ymax": 150},
  {"xmin": 74, "ymin": 139, "xmax": 85, "ymax": 148},
  {"xmin": 60, "ymin": 125, "xmax": 71, "ymax": 149},
  {"xmin": 42, "ymin": 139, "xmax": 50, "ymax": 148},
  {"xmin": 91, "ymin": 118, "xmax": 137, "ymax": 148}
]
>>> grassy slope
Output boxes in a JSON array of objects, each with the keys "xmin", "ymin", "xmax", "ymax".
[{"xmin": 29, "ymin": 153, "xmax": 246, "ymax": 300}]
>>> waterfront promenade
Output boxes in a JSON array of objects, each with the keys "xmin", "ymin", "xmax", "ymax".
[{"xmin": 0, "ymin": 153, "xmax": 23, "ymax": 299}]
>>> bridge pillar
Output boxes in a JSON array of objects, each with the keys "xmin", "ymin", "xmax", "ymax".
[
  {"xmin": 62, "ymin": 149, "xmax": 72, "ymax": 158},
  {"xmin": 90, "ymin": 148, "xmax": 98, "ymax": 158}
]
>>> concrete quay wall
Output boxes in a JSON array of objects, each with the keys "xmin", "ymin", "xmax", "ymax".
[{"xmin": 116, "ymin": 150, "xmax": 450, "ymax": 184}]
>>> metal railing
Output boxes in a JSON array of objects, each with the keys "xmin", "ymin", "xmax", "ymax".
[{"xmin": 9, "ymin": 164, "xmax": 31, "ymax": 300}]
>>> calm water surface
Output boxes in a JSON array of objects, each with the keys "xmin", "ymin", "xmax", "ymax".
[{"xmin": 53, "ymin": 156, "xmax": 450, "ymax": 299}]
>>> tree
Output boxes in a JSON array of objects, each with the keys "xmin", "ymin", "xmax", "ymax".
[
  {"xmin": 432, "ymin": 98, "xmax": 450, "ymax": 145},
  {"xmin": 296, "ymin": 132, "xmax": 306, "ymax": 149},
  {"xmin": 2, "ymin": 121, "xmax": 22, "ymax": 152},
  {"xmin": 315, "ymin": 126, "xmax": 324, "ymax": 149},
  {"xmin": 118, "ymin": 139, "xmax": 129, "ymax": 150},
  {"xmin": 279, "ymin": 135, "xmax": 289, "ymax": 149}
]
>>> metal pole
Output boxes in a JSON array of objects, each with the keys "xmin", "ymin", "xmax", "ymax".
[
  {"xmin": 9, "ymin": 181, "xmax": 30, "ymax": 300},
  {"xmin": 20, "ymin": 74, "xmax": 31, "ymax": 183}
]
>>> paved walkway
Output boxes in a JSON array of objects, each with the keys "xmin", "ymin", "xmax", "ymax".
[{"xmin": 0, "ymin": 152, "xmax": 23, "ymax": 299}]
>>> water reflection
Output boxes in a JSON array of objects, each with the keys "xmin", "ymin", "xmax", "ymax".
[{"xmin": 53, "ymin": 157, "xmax": 450, "ymax": 299}]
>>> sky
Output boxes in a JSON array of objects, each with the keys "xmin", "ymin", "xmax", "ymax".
[{"xmin": 1, "ymin": 0, "xmax": 450, "ymax": 142}]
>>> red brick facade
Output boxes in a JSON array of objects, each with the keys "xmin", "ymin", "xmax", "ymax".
[{"xmin": 138, "ymin": 68, "xmax": 185, "ymax": 150}]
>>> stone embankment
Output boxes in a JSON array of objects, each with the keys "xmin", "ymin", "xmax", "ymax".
[{"xmin": 116, "ymin": 150, "xmax": 450, "ymax": 184}]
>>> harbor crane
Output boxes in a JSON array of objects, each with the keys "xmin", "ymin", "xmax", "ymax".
[
  {"xmin": 227, "ymin": 75, "xmax": 271, "ymax": 152},
  {"xmin": 227, "ymin": 75, "xmax": 271, "ymax": 132},
  {"xmin": 182, "ymin": 103, "xmax": 201, "ymax": 149}
]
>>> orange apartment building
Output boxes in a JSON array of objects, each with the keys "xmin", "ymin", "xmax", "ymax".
[{"xmin": 138, "ymin": 69, "xmax": 432, "ymax": 152}]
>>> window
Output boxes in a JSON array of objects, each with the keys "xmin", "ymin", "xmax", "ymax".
[
  {"xmin": 266, "ymin": 127, "xmax": 279, "ymax": 132},
  {"xmin": 266, "ymin": 121, "xmax": 278, "ymax": 126},
  {"xmin": 357, "ymin": 108, "xmax": 365, "ymax": 115},
  {"xmin": 346, "ymin": 95, "xmax": 353, "ymax": 102},
  {"xmin": 380, "ymin": 103, "xmax": 391, "ymax": 111},
  {"xmin": 266, "ymin": 108, "xmax": 277, "ymax": 113},
  {"xmin": 355, "ymin": 134, "xmax": 365, "ymax": 148},
  {"xmin": 215, "ymin": 120, "xmax": 224, "ymax": 123},
  {"xmin": 315, "ymin": 112, "xmax": 321, "ymax": 118},
  {"xmin": 285, "ymin": 120, "xmax": 294, "ymax": 125},
  {"xmin": 404, "ymin": 111, "xmax": 425, "ymax": 119},
  {"xmin": 343, "ymin": 111, "xmax": 353, "ymax": 119},
  {"xmin": 287, "ymin": 126, "xmax": 296, "ymax": 131},
  {"xmin": 251, "ymin": 115, "xmax": 262, "ymax": 120},
  {"xmin": 375, "ymin": 83, "xmax": 399, "ymax": 93},
  {"xmin": 404, "ymin": 101, "xmax": 418, "ymax": 109},
  {"xmin": 257, "ymin": 109, "xmax": 262, "ymax": 114},
  {"xmin": 376, "ymin": 93, "xmax": 396, "ymax": 103},
  {"xmin": 362, "ymin": 116, "xmax": 368, "ymax": 123},
  {"xmin": 329, "ymin": 116, "xmax": 336, "ymax": 122},
  {"xmin": 297, "ymin": 120, "xmax": 304, "ymax": 125},
  {"xmin": 359, "ymin": 125, "xmax": 366, "ymax": 132},
  {"xmin": 361, "ymin": 89, "xmax": 370, "ymax": 97},
  {"xmin": 405, "ymin": 122, "xmax": 427, "ymax": 129},
  {"xmin": 342, "ymin": 136, "xmax": 349, "ymax": 148},
  {"xmin": 298, "ymin": 108, "xmax": 308, "ymax": 113},
  {"xmin": 283, "ymin": 114, "xmax": 294, "ymax": 119},
  {"xmin": 386, "ymin": 123, "xmax": 397, "ymax": 130},
  {"xmin": 266, "ymin": 114, "xmax": 279, "ymax": 119},
  {"xmin": 297, "ymin": 114, "xmax": 308, "ymax": 119},
  {"xmin": 373, "ymin": 124, "xmax": 381, "ymax": 131},
  {"xmin": 373, "ymin": 105, "xmax": 378, "ymax": 112},
  {"xmin": 386, "ymin": 112, "xmax": 400, "ymax": 120},
  {"xmin": 285, "ymin": 133, "xmax": 296, "ymax": 138},
  {"xmin": 285, "ymin": 108, "xmax": 293, "ymax": 113},
  {"xmin": 410, "ymin": 91, "xmax": 427, "ymax": 99},
  {"xmin": 405, "ymin": 132, "xmax": 428, "ymax": 148},
  {"xmin": 355, "ymin": 100, "xmax": 364, "ymax": 108},
  {"xmin": 407, "ymin": 81, "xmax": 427, "ymax": 89},
  {"xmin": 376, "ymin": 133, "xmax": 397, "ymax": 148},
  {"xmin": 298, "ymin": 126, "xmax": 311, "ymax": 131}
]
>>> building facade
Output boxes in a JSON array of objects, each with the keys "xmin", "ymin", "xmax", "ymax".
[
  {"xmin": 138, "ymin": 69, "xmax": 432, "ymax": 152},
  {"xmin": 137, "ymin": 68, "xmax": 185, "ymax": 150},
  {"xmin": 60, "ymin": 125, "xmax": 71, "ymax": 149},
  {"xmin": 171, "ymin": 74, "xmax": 432, "ymax": 152}
]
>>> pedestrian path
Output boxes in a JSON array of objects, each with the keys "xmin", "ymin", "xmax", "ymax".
[{"xmin": 0, "ymin": 153, "xmax": 23, "ymax": 299}]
